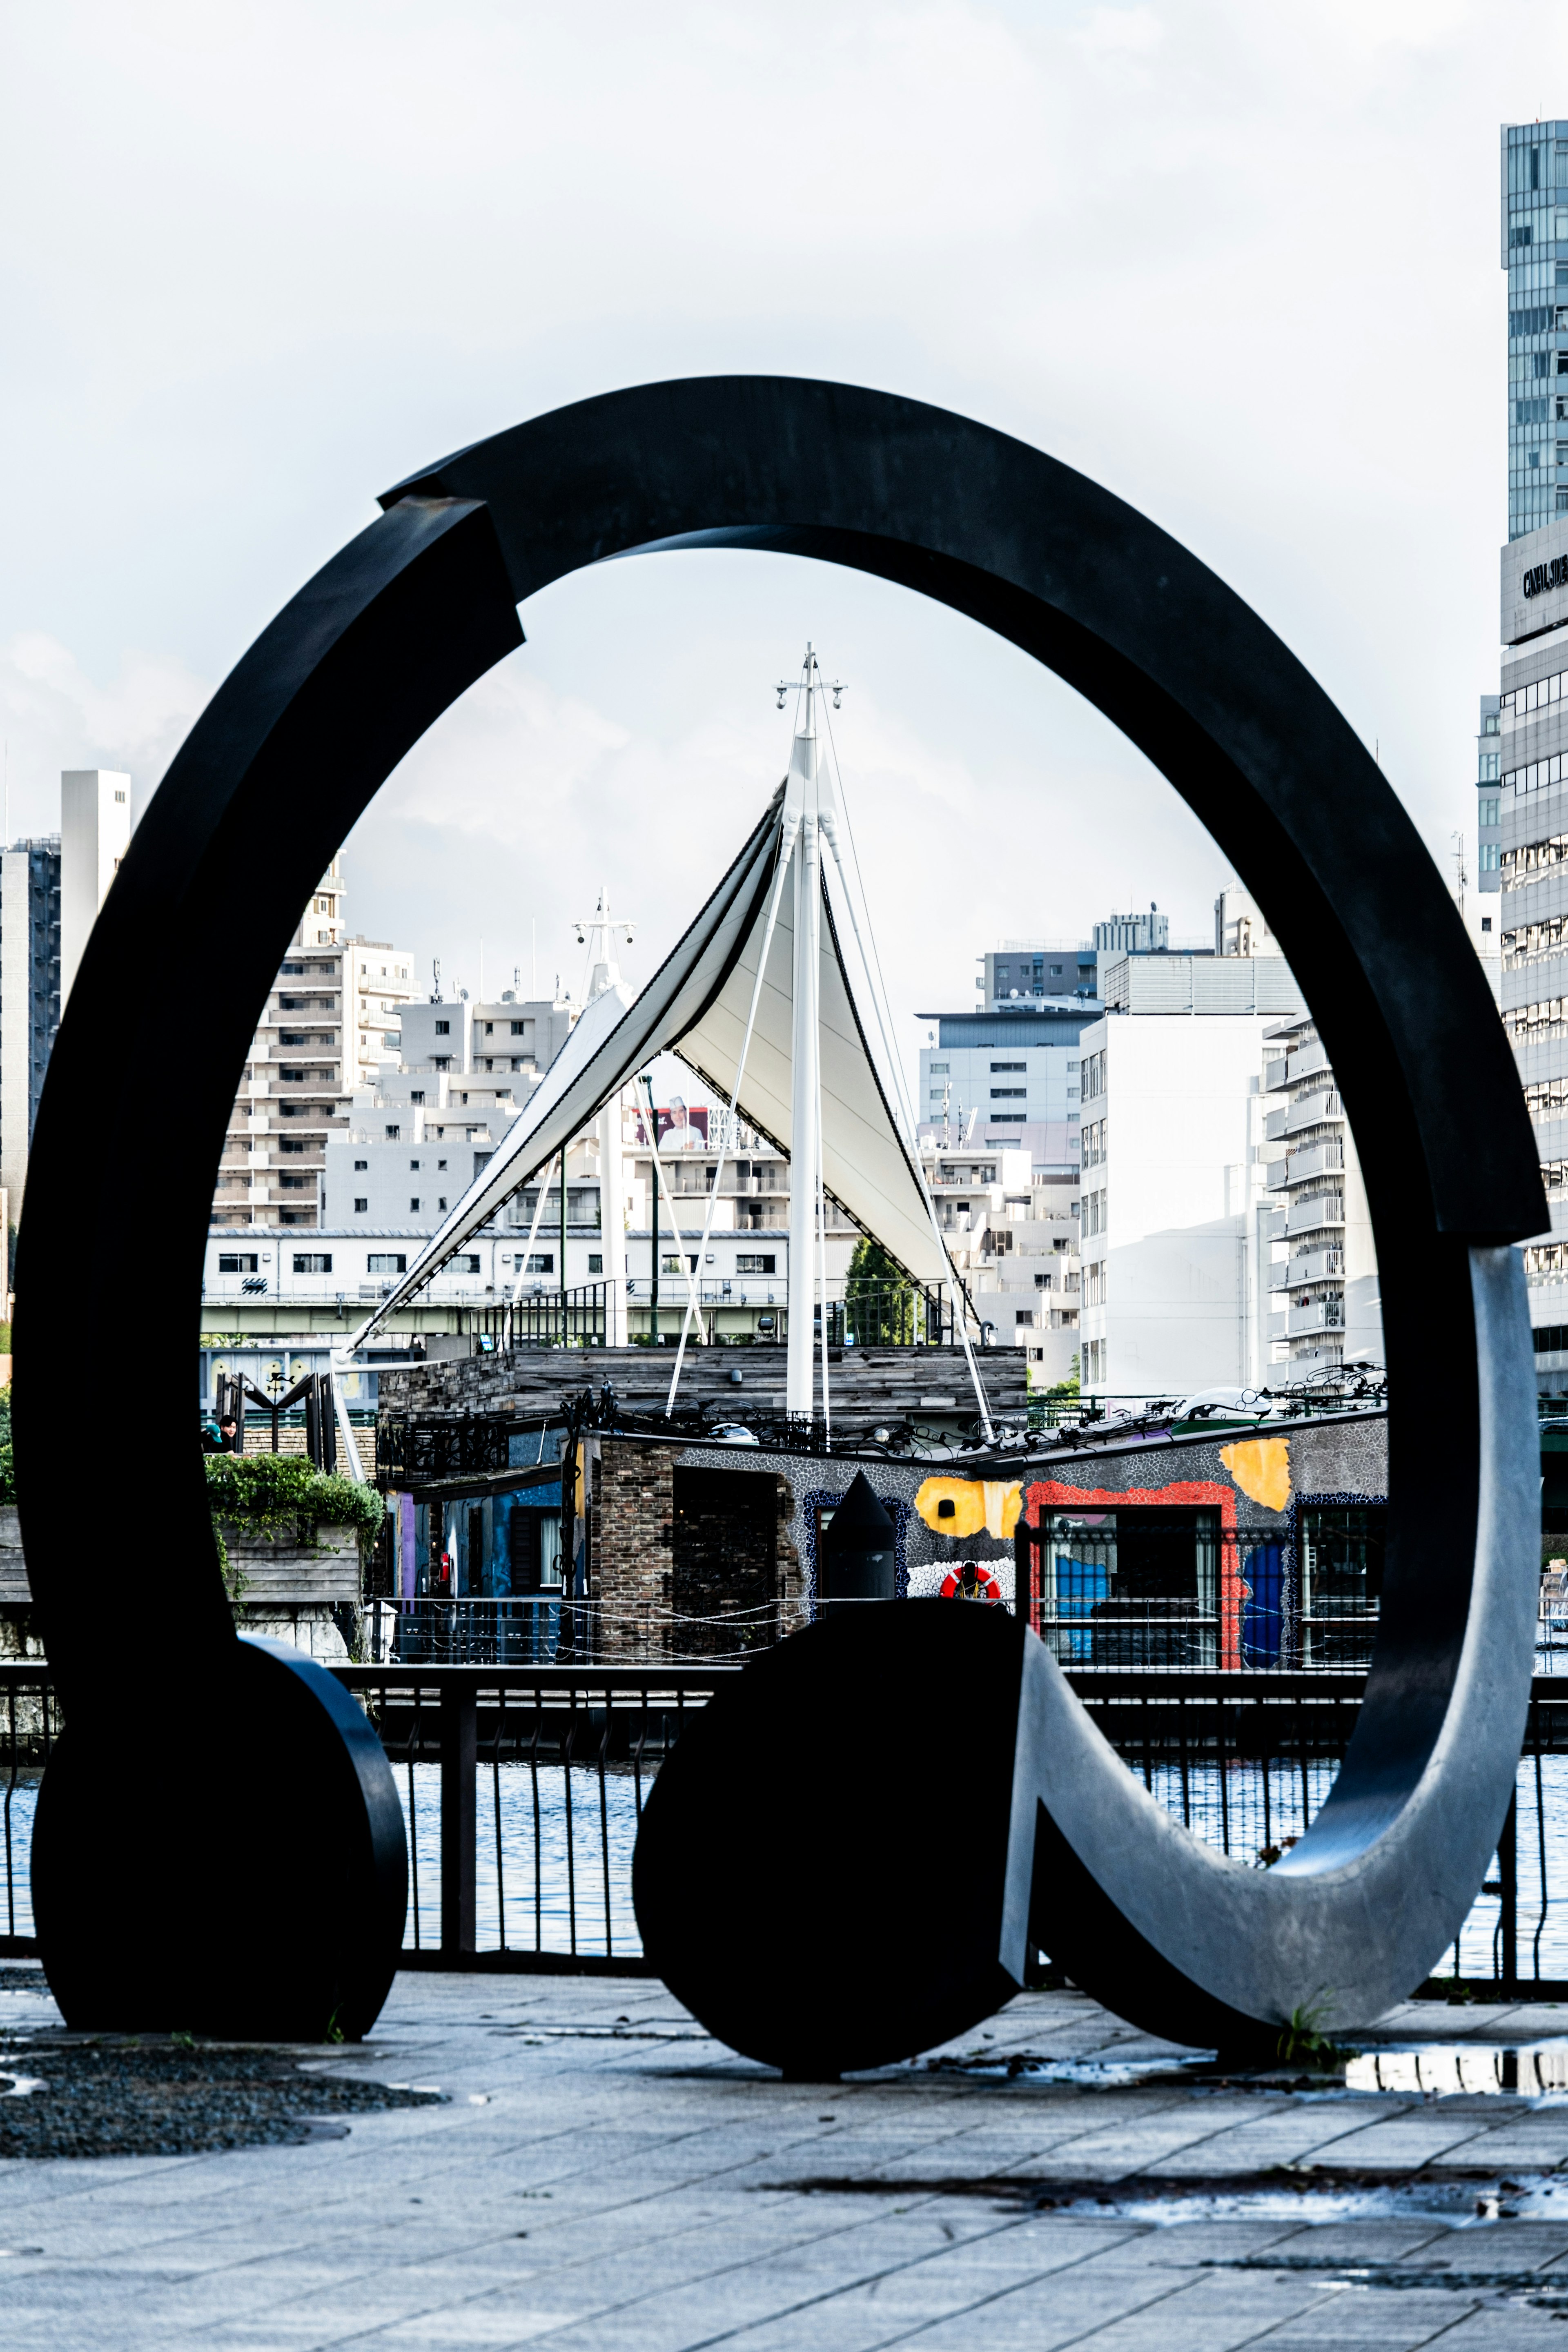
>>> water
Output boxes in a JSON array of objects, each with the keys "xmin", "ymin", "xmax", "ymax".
[
  {"xmin": 397, "ymin": 1761, "xmax": 644, "ymax": 1956},
  {"xmin": 4, "ymin": 1744, "xmax": 1568, "ymax": 1982},
  {"xmin": 1142, "ymin": 1752, "xmax": 1568, "ymax": 1980}
]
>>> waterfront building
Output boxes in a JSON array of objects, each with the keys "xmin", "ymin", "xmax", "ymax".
[{"xmin": 210, "ymin": 860, "xmax": 415, "ymax": 1229}]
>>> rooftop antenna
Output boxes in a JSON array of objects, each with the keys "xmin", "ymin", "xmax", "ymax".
[{"xmin": 572, "ymin": 886, "xmax": 637, "ymax": 999}]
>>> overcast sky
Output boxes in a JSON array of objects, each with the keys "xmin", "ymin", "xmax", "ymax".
[{"xmin": 0, "ymin": 0, "xmax": 1553, "ymax": 1065}]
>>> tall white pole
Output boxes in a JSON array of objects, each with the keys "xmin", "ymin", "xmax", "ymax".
[
  {"xmin": 599, "ymin": 1085, "xmax": 626, "ymax": 1345},
  {"xmin": 786, "ymin": 652, "xmax": 822, "ymax": 1419}
]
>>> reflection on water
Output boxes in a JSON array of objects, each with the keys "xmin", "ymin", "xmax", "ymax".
[{"xmin": 1346, "ymin": 2042, "xmax": 1568, "ymax": 2096}]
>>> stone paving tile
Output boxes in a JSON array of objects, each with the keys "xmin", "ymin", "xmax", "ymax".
[{"xmin": 12, "ymin": 1973, "xmax": 1568, "ymax": 2350}]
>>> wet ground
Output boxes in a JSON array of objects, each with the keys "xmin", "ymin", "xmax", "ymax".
[{"xmin": 12, "ymin": 1968, "xmax": 1568, "ymax": 2346}]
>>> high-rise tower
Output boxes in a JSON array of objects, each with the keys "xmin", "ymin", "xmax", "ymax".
[{"xmin": 1505, "ymin": 123, "xmax": 1568, "ymax": 542}]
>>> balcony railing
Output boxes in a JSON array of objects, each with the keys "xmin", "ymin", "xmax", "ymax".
[
  {"xmin": 1287, "ymin": 1298, "xmax": 1346, "ymax": 1336},
  {"xmin": 1285, "ymin": 1192, "xmax": 1344, "ymax": 1236}
]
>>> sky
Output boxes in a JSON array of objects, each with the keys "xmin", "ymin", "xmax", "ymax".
[{"xmin": 0, "ymin": 0, "xmax": 1555, "ymax": 1073}]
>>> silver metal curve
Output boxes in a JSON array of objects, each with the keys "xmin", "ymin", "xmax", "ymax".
[{"xmin": 1002, "ymin": 1245, "xmax": 1539, "ymax": 2033}]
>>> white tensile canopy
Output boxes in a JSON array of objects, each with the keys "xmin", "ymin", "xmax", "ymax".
[{"xmin": 347, "ymin": 781, "xmax": 956, "ymax": 1355}]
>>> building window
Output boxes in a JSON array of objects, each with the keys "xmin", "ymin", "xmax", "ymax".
[
  {"xmin": 409, "ymin": 1158, "xmax": 421, "ymax": 1171},
  {"xmin": 410, "ymin": 1090, "xmax": 424, "ymax": 1104},
  {"xmin": 526, "ymin": 1252, "xmax": 553, "ymax": 1273},
  {"xmin": 354, "ymin": 1197, "xmax": 368, "ymax": 1213},
  {"xmin": 588, "ymin": 1253, "xmax": 603, "ymax": 1273},
  {"xmin": 293, "ymin": 1253, "xmax": 332, "ymax": 1273},
  {"xmin": 1481, "ymin": 844, "xmax": 1501, "ymax": 871},
  {"xmin": 736, "ymin": 1253, "xmax": 777, "ymax": 1273},
  {"xmin": 218, "ymin": 1253, "xmax": 258, "ymax": 1274},
  {"xmin": 437, "ymin": 1196, "xmax": 447, "ymax": 1211},
  {"xmin": 354, "ymin": 1159, "xmax": 367, "ymax": 1170},
  {"xmin": 510, "ymin": 1020, "xmax": 526, "ymax": 1034},
  {"xmin": 410, "ymin": 1197, "xmax": 421, "ymax": 1212},
  {"xmin": 385, "ymin": 1125, "xmax": 400, "ymax": 1139},
  {"xmin": 990, "ymin": 1061, "xmax": 1026, "ymax": 1074},
  {"xmin": 435, "ymin": 1019, "xmax": 450, "ymax": 1035},
  {"xmin": 990, "ymin": 1087, "xmax": 1026, "ymax": 1098},
  {"xmin": 367, "ymin": 1253, "xmax": 407, "ymax": 1274},
  {"xmin": 1479, "ymin": 795, "xmax": 1500, "ymax": 824},
  {"xmin": 484, "ymin": 1022, "xmax": 493, "ymax": 1034},
  {"xmin": 457, "ymin": 1254, "xmax": 480, "ymax": 1272}
]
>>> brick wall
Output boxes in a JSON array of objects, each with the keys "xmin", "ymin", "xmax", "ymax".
[
  {"xmin": 589, "ymin": 1440, "xmax": 674, "ymax": 1658},
  {"xmin": 590, "ymin": 1440, "xmax": 806, "ymax": 1657}
]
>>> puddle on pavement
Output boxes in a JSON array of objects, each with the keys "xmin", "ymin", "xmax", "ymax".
[
  {"xmin": 782, "ymin": 2168, "xmax": 1568, "ymax": 2227},
  {"xmin": 1345, "ymin": 2042, "xmax": 1568, "ymax": 2098},
  {"xmin": 924, "ymin": 2049, "xmax": 1216, "ymax": 2088},
  {"xmin": 1038, "ymin": 2175, "xmax": 1568, "ymax": 2226}
]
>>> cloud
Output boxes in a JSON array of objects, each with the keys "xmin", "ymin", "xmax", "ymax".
[{"xmin": 0, "ymin": 633, "xmax": 210, "ymax": 835}]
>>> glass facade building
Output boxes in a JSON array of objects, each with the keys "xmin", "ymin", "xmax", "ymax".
[{"xmin": 1505, "ymin": 122, "xmax": 1568, "ymax": 541}]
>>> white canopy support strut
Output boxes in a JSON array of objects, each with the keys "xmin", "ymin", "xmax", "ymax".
[{"xmin": 343, "ymin": 666, "xmax": 991, "ymax": 1432}]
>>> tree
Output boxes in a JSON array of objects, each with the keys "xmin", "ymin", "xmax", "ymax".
[{"xmin": 844, "ymin": 1236, "xmax": 917, "ymax": 1345}]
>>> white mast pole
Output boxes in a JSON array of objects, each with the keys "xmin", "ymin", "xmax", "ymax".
[{"xmin": 786, "ymin": 646, "xmax": 821, "ymax": 1421}]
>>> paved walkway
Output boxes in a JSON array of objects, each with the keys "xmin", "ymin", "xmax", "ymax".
[{"xmin": 11, "ymin": 1967, "xmax": 1568, "ymax": 2347}]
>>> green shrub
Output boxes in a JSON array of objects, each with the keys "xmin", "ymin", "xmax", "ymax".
[
  {"xmin": 0, "ymin": 1392, "xmax": 13, "ymax": 1506},
  {"xmin": 204, "ymin": 1453, "xmax": 384, "ymax": 1546}
]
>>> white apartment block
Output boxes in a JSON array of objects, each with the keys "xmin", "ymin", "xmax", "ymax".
[
  {"xmin": 1076, "ymin": 1014, "xmax": 1283, "ymax": 1400},
  {"xmin": 1, "ymin": 769, "xmax": 131, "ymax": 1221},
  {"xmin": 1261, "ymin": 1017, "xmax": 1382, "ymax": 1374},
  {"xmin": 919, "ymin": 1139, "xmax": 1080, "ymax": 1381},
  {"xmin": 60, "ymin": 769, "xmax": 130, "ymax": 1005},
  {"xmin": 212, "ymin": 858, "xmax": 416, "ymax": 1229}
]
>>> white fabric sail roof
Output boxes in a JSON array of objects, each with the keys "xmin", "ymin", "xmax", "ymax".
[{"xmin": 347, "ymin": 785, "xmax": 953, "ymax": 1348}]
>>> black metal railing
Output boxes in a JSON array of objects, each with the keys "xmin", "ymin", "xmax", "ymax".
[
  {"xmin": 365, "ymin": 1596, "xmax": 798, "ymax": 1667},
  {"xmin": 376, "ymin": 1412, "xmax": 527, "ymax": 1487},
  {"xmin": 471, "ymin": 1285, "xmax": 609, "ymax": 1355},
  {"xmin": 5, "ymin": 1659, "xmax": 1567, "ymax": 1995}
]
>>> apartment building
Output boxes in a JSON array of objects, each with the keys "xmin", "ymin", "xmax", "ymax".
[
  {"xmin": 1260, "ymin": 1016, "xmax": 1381, "ymax": 1374},
  {"xmin": 919, "ymin": 1139, "xmax": 1079, "ymax": 1381},
  {"xmin": 211, "ymin": 859, "xmax": 416, "ymax": 1229},
  {"xmin": 0, "ymin": 768, "xmax": 132, "ymax": 1221}
]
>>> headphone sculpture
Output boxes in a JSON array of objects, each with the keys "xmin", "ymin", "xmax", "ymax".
[{"xmin": 16, "ymin": 379, "xmax": 1543, "ymax": 2051}]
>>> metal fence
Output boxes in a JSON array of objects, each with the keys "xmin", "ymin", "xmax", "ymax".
[{"xmin": 4, "ymin": 1659, "xmax": 1567, "ymax": 1997}]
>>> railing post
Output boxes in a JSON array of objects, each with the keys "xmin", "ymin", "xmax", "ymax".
[
  {"xmin": 1501, "ymin": 1785, "xmax": 1519, "ymax": 1996},
  {"xmin": 440, "ymin": 1679, "xmax": 477, "ymax": 1959}
]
